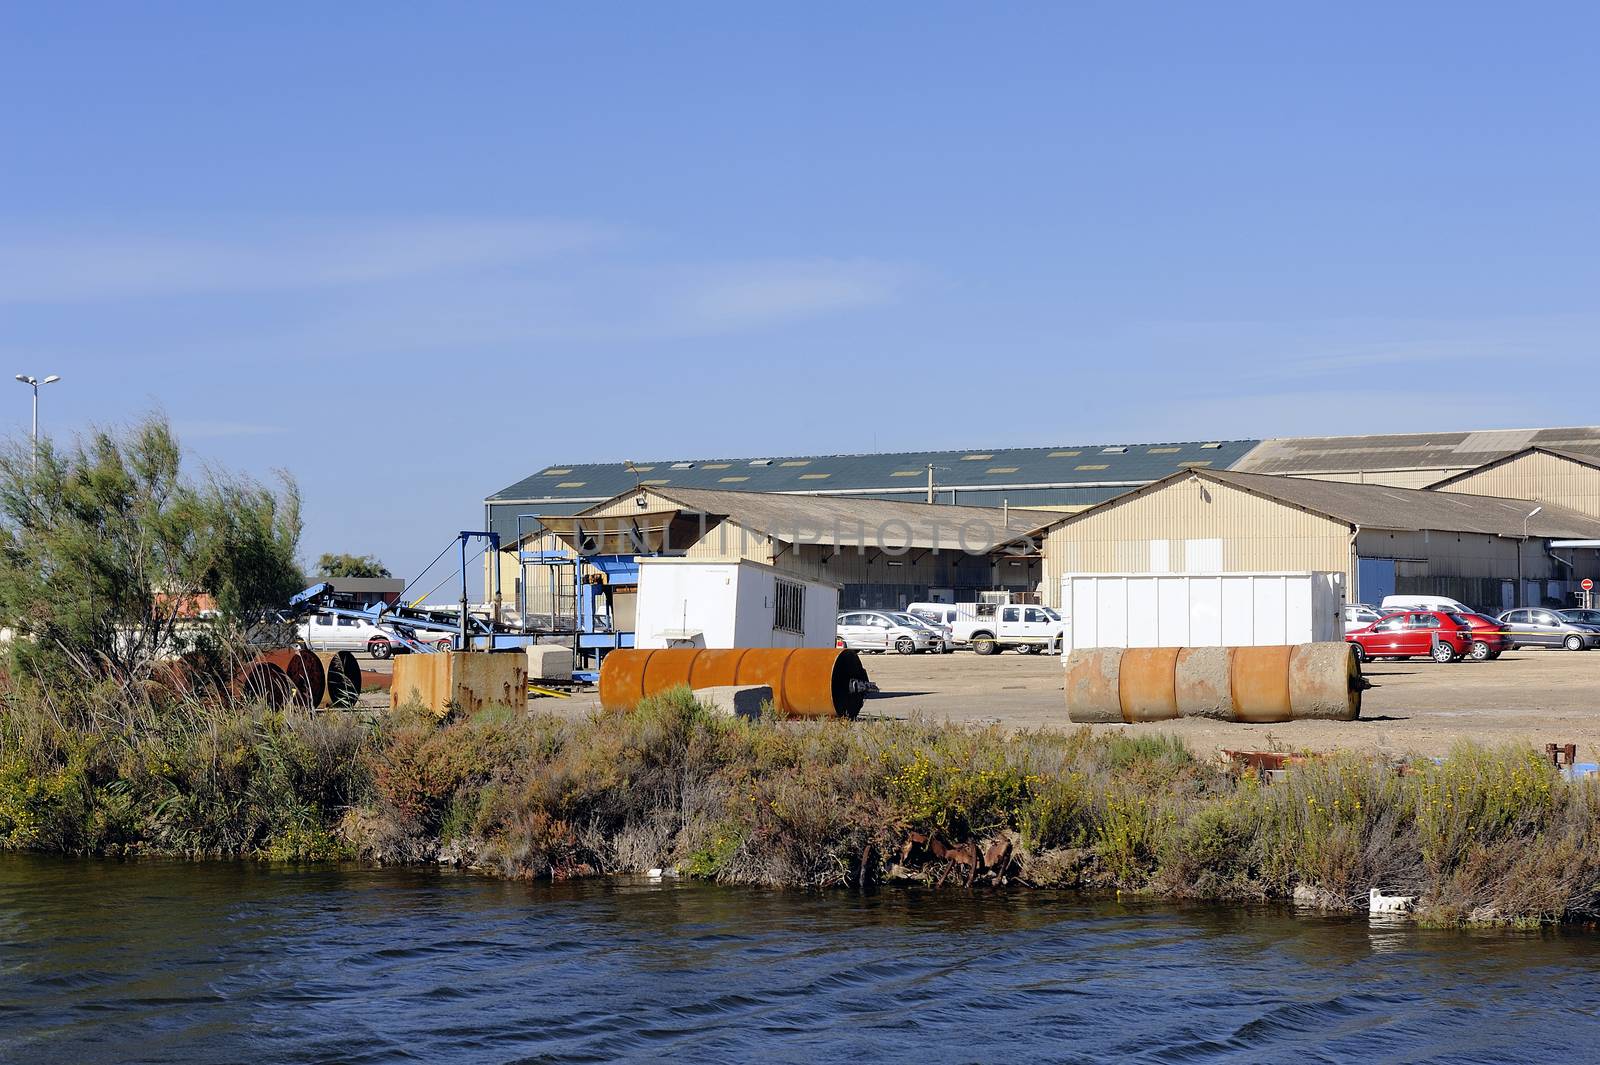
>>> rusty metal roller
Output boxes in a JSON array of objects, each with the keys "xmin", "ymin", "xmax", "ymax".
[
  {"xmin": 1062, "ymin": 647, "xmax": 1126, "ymax": 724},
  {"xmin": 1117, "ymin": 647, "xmax": 1182, "ymax": 722},
  {"xmin": 598, "ymin": 648, "xmax": 872, "ymax": 719},
  {"xmin": 1064, "ymin": 643, "xmax": 1365, "ymax": 724},
  {"xmin": 316, "ymin": 650, "xmax": 363, "ymax": 709},
  {"xmin": 1287, "ymin": 641, "xmax": 1364, "ymax": 720}
]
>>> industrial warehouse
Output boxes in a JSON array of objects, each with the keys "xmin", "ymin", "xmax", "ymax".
[{"xmin": 484, "ymin": 427, "xmax": 1600, "ymax": 624}]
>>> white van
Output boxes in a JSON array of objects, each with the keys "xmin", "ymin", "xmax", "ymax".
[{"xmin": 1379, "ymin": 594, "xmax": 1474, "ymax": 616}]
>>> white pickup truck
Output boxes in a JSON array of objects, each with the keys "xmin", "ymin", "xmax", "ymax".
[{"xmin": 907, "ymin": 602, "xmax": 1065, "ymax": 654}]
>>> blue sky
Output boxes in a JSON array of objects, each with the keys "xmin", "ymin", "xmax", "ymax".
[{"xmin": 3, "ymin": 3, "xmax": 1596, "ymax": 585}]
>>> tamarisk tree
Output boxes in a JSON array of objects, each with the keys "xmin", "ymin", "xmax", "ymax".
[{"xmin": 0, "ymin": 415, "xmax": 305, "ymax": 686}]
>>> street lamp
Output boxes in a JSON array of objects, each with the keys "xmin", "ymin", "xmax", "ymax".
[
  {"xmin": 14, "ymin": 374, "xmax": 61, "ymax": 470},
  {"xmin": 1517, "ymin": 506, "xmax": 1543, "ymax": 607}
]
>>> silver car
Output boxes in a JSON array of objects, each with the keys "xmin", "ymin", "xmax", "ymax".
[
  {"xmin": 893, "ymin": 611, "xmax": 955, "ymax": 654},
  {"xmin": 1496, "ymin": 608, "xmax": 1600, "ymax": 651},
  {"xmin": 836, "ymin": 610, "xmax": 938, "ymax": 654}
]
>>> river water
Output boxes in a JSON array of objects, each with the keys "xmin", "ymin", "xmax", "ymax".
[{"xmin": 3, "ymin": 855, "xmax": 1598, "ymax": 1064}]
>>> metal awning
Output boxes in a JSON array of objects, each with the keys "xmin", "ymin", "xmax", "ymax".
[{"xmin": 532, "ymin": 509, "xmax": 726, "ymax": 556}]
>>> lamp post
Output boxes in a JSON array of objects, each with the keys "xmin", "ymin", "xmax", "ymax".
[
  {"xmin": 13, "ymin": 374, "xmax": 61, "ymax": 471},
  {"xmin": 1517, "ymin": 506, "xmax": 1544, "ymax": 606}
]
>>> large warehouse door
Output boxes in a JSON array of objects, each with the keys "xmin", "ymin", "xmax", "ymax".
[{"xmin": 1357, "ymin": 558, "xmax": 1396, "ymax": 604}]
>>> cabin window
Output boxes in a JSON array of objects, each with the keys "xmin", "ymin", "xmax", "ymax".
[{"xmin": 774, "ymin": 579, "xmax": 806, "ymax": 634}]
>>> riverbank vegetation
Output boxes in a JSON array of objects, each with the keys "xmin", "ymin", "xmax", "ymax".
[
  {"xmin": 0, "ymin": 417, "xmax": 1594, "ymax": 926},
  {"xmin": 3, "ymin": 686, "xmax": 1597, "ymax": 927}
]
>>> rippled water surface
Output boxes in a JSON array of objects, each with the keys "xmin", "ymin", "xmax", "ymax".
[{"xmin": 3, "ymin": 855, "xmax": 1599, "ymax": 1063}]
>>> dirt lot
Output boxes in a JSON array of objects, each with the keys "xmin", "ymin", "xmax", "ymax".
[
  {"xmin": 527, "ymin": 647, "xmax": 1600, "ymax": 760},
  {"xmin": 369, "ymin": 645, "xmax": 1600, "ymax": 760},
  {"xmin": 850, "ymin": 648, "xmax": 1600, "ymax": 759}
]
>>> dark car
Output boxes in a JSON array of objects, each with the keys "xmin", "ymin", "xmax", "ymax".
[
  {"xmin": 1496, "ymin": 608, "xmax": 1600, "ymax": 651},
  {"xmin": 1457, "ymin": 613, "xmax": 1510, "ymax": 661},
  {"xmin": 1345, "ymin": 610, "xmax": 1475, "ymax": 663}
]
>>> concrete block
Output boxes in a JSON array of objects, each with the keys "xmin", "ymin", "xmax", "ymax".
[
  {"xmin": 526, "ymin": 644, "xmax": 574, "ymax": 682},
  {"xmin": 392, "ymin": 651, "xmax": 528, "ymax": 717},
  {"xmin": 691, "ymin": 684, "xmax": 773, "ymax": 720}
]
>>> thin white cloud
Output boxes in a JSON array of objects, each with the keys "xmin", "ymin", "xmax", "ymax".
[
  {"xmin": 0, "ymin": 218, "xmax": 611, "ymax": 304},
  {"xmin": 662, "ymin": 259, "xmax": 911, "ymax": 332}
]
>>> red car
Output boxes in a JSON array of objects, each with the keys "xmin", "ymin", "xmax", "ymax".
[
  {"xmin": 1345, "ymin": 610, "xmax": 1476, "ymax": 663},
  {"xmin": 1456, "ymin": 613, "xmax": 1510, "ymax": 661}
]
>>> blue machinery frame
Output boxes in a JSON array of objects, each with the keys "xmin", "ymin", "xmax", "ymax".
[{"xmin": 515, "ymin": 515, "xmax": 637, "ymax": 681}]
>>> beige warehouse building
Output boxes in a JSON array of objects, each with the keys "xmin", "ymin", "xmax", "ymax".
[
  {"xmin": 1425, "ymin": 446, "xmax": 1600, "ymax": 520},
  {"xmin": 1041, "ymin": 467, "xmax": 1600, "ymax": 613},
  {"xmin": 493, "ymin": 486, "xmax": 1059, "ymax": 625}
]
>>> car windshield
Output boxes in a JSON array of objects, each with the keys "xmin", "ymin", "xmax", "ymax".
[
  {"xmin": 1446, "ymin": 613, "xmax": 1474, "ymax": 628},
  {"xmin": 893, "ymin": 613, "xmax": 930, "ymax": 629},
  {"xmin": 1040, "ymin": 607, "xmax": 1060, "ymax": 620}
]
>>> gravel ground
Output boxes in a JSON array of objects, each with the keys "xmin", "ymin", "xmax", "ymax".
[{"xmin": 370, "ymin": 644, "xmax": 1600, "ymax": 760}]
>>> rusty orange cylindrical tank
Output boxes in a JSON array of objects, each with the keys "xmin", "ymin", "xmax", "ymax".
[{"xmin": 598, "ymin": 648, "xmax": 871, "ymax": 719}]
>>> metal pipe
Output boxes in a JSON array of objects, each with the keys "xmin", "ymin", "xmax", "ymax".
[{"xmin": 1065, "ymin": 643, "xmax": 1364, "ymax": 724}]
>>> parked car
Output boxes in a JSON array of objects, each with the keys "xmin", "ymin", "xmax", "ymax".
[
  {"xmin": 1343, "ymin": 604, "xmax": 1384, "ymax": 632},
  {"xmin": 1456, "ymin": 613, "xmax": 1511, "ymax": 661},
  {"xmin": 895, "ymin": 611, "xmax": 955, "ymax": 653},
  {"xmin": 836, "ymin": 610, "xmax": 939, "ymax": 654},
  {"xmin": 1379, "ymin": 594, "xmax": 1475, "ymax": 616},
  {"xmin": 1559, "ymin": 608, "xmax": 1600, "ymax": 627},
  {"xmin": 299, "ymin": 613, "xmax": 401, "ymax": 658},
  {"xmin": 955, "ymin": 604, "xmax": 1064, "ymax": 655},
  {"xmin": 1495, "ymin": 608, "xmax": 1600, "ymax": 651},
  {"xmin": 297, "ymin": 613, "xmax": 450, "ymax": 658},
  {"xmin": 1345, "ymin": 610, "xmax": 1475, "ymax": 663}
]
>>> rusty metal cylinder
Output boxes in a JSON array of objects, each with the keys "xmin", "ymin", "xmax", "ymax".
[
  {"xmin": 1287, "ymin": 641, "xmax": 1364, "ymax": 720},
  {"xmin": 1118, "ymin": 646, "xmax": 1182, "ymax": 722},
  {"xmin": 1062, "ymin": 647, "xmax": 1126, "ymax": 724},
  {"xmin": 598, "ymin": 648, "xmax": 870, "ymax": 719},
  {"xmin": 1064, "ymin": 643, "xmax": 1363, "ymax": 724},
  {"xmin": 316, "ymin": 650, "xmax": 363, "ymax": 709}
]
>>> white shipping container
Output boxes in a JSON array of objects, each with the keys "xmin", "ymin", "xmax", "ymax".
[
  {"xmin": 1058, "ymin": 572, "xmax": 1345, "ymax": 655},
  {"xmin": 634, "ymin": 558, "xmax": 840, "ymax": 649}
]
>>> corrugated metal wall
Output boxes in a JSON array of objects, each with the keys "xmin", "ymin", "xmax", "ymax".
[
  {"xmin": 1041, "ymin": 477, "xmax": 1351, "ymax": 606},
  {"xmin": 1434, "ymin": 451, "xmax": 1600, "ymax": 520}
]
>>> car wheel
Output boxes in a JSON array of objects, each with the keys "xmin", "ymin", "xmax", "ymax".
[
  {"xmin": 1469, "ymin": 640, "xmax": 1491, "ymax": 661},
  {"xmin": 1565, "ymin": 634, "xmax": 1584, "ymax": 652},
  {"xmin": 368, "ymin": 638, "xmax": 391, "ymax": 660},
  {"xmin": 435, "ymin": 638, "xmax": 453, "ymax": 651},
  {"xmin": 896, "ymin": 636, "xmax": 916, "ymax": 655},
  {"xmin": 972, "ymin": 633, "xmax": 997, "ymax": 655},
  {"xmin": 1349, "ymin": 642, "xmax": 1366, "ymax": 663},
  {"xmin": 1430, "ymin": 642, "xmax": 1457, "ymax": 663}
]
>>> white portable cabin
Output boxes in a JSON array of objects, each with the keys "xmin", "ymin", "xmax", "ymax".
[
  {"xmin": 1058, "ymin": 571, "xmax": 1345, "ymax": 654},
  {"xmin": 634, "ymin": 558, "xmax": 840, "ymax": 649}
]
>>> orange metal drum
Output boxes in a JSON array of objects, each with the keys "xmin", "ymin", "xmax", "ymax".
[{"xmin": 598, "ymin": 648, "xmax": 869, "ymax": 718}]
